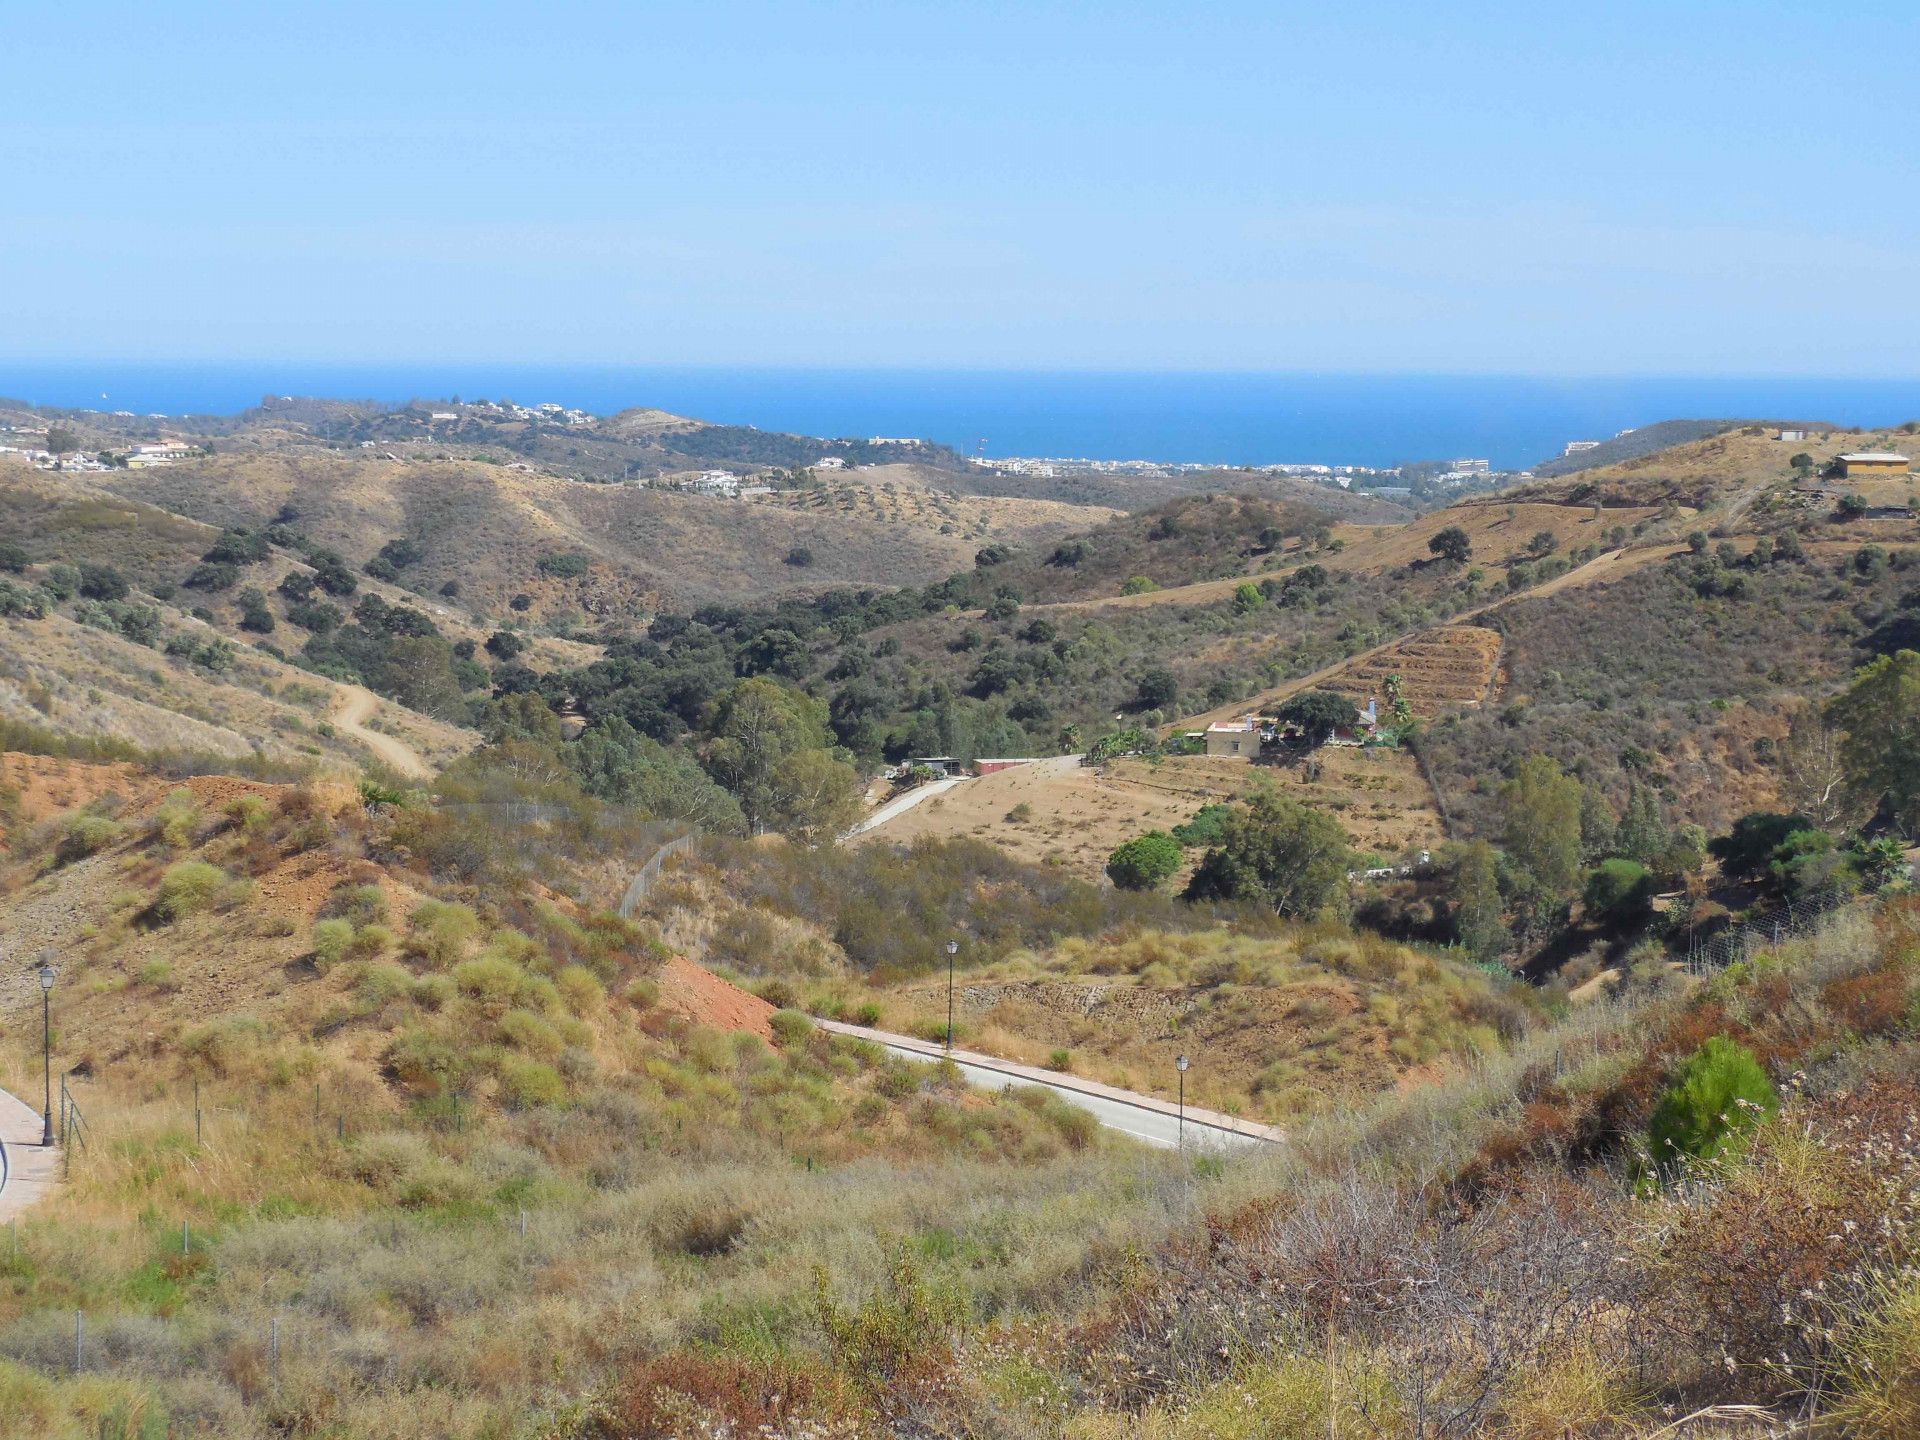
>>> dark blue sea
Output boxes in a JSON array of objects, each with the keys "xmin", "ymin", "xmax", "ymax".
[{"xmin": 1, "ymin": 363, "xmax": 1914, "ymax": 471}]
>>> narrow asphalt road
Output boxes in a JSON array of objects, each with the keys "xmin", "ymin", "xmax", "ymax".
[{"xmin": 818, "ymin": 1018, "xmax": 1282, "ymax": 1151}]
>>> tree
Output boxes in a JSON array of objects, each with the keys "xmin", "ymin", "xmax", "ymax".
[
  {"xmin": 77, "ymin": 563, "xmax": 128, "ymax": 601},
  {"xmin": 1428, "ymin": 526, "xmax": 1472, "ymax": 565},
  {"xmin": 1583, "ymin": 858, "xmax": 1653, "ymax": 929},
  {"xmin": 1776, "ymin": 701, "xmax": 1864, "ymax": 831},
  {"xmin": 237, "ymin": 587, "xmax": 276, "ymax": 634},
  {"xmin": 0, "ymin": 541, "xmax": 26, "ymax": 573},
  {"xmin": 1106, "ymin": 832, "xmax": 1182, "ymax": 891},
  {"xmin": 702, "ymin": 678, "xmax": 860, "ymax": 837},
  {"xmin": 1231, "ymin": 581, "xmax": 1264, "ymax": 615},
  {"xmin": 1277, "ymin": 689, "xmax": 1360, "ymax": 746},
  {"xmin": 1829, "ymin": 650, "xmax": 1920, "ymax": 835},
  {"xmin": 784, "ymin": 546, "xmax": 815, "ymax": 568},
  {"xmin": 44, "ymin": 425, "xmax": 78, "ymax": 460},
  {"xmin": 1615, "ymin": 781, "xmax": 1668, "ymax": 864},
  {"xmin": 1383, "ymin": 673, "xmax": 1413, "ymax": 728},
  {"xmin": 1525, "ymin": 529, "xmax": 1558, "ymax": 558},
  {"xmin": 1497, "ymin": 755, "xmax": 1583, "ymax": 893},
  {"xmin": 1135, "ymin": 667, "xmax": 1178, "ymax": 712},
  {"xmin": 1184, "ymin": 792, "xmax": 1351, "ymax": 916},
  {"xmin": 1447, "ymin": 840, "xmax": 1506, "ymax": 962},
  {"xmin": 1578, "ymin": 782, "xmax": 1617, "ymax": 864},
  {"xmin": 1789, "ymin": 451, "xmax": 1814, "ymax": 475}
]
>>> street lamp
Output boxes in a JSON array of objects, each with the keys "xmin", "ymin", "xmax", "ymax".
[
  {"xmin": 944, "ymin": 939, "xmax": 959, "ymax": 1053},
  {"xmin": 1175, "ymin": 1054, "xmax": 1190, "ymax": 1150},
  {"xmin": 37, "ymin": 954, "xmax": 55, "ymax": 1147}
]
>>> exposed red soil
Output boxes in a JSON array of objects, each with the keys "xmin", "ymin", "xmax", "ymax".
[{"xmin": 657, "ymin": 955, "xmax": 776, "ymax": 1040}]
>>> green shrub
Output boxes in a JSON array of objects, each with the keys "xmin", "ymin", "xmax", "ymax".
[
  {"xmin": 1046, "ymin": 1049, "xmax": 1072, "ymax": 1071},
  {"xmin": 1106, "ymin": 831, "xmax": 1183, "ymax": 891},
  {"xmin": 1583, "ymin": 858, "xmax": 1653, "ymax": 927},
  {"xmin": 497, "ymin": 1007, "xmax": 565, "ymax": 1057},
  {"xmin": 498, "ymin": 1059, "xmax": 567, "ymax": 1109},
  {"xmin": 311, "ymin": 918, "xmax": 354, "ymax": 971},
  {"xmin": 405, "ymin": 900, "xmax": 479, "ymax": 968},
  {"xmin": 149, "ymin": 789, "xmax": 203, "ymax": 850},
  {"xmin": 624, "ymin": 976, "xmax": 661, "ymax": 1009},
  {"xmin": 1646, "ymin": 1037, "xmax": 1778, "ymax": 1175},
  {"xmin": 853, "ymin": 1001, "xmax": 883, "ymax": 1027},
  {"xmin": 454, "ymin": 954, "xmax": 527, "ymax": 1013},
  {"xmin": 155, "ymin": 861, "xmax": 225, "ymax": 922},
  {"xmin": 55, "ymin": 813, "xmax": 122, "ymax": 865},
  {"xmin": 345, "ymin": 923, "xmax": 396, "ymax": 961},
  {"xmin": 554, "ymin": 964, "xmax": 606, "ymax": 1015},
  {"xmin": 770, "ymin": 1009, "xmax": 815, "ymax": 1047}
]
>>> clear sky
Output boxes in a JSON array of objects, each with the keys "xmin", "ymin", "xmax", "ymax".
[{"xmin": 5, "ymin": 1, "xmax": 1917, "ymax": 375}]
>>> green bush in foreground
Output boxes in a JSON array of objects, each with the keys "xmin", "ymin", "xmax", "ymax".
[{"xmin": 1646, "ymin": 1036, "xmax": 1778, "ymax": 1175}]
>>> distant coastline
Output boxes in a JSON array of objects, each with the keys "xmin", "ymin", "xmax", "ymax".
[{"xmin": 0, "ymin": 362, "xmax": 1913, "ymax": 471}]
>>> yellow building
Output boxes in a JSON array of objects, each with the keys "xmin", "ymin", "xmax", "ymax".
[{"xmin": 1837, "ymin": 451, "xmax": 1911, "ymax": 478}]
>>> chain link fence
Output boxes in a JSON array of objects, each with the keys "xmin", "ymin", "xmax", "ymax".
[{"xmin": 1683, "ymin": 883, "xmax": 1855, "ymax": 976}]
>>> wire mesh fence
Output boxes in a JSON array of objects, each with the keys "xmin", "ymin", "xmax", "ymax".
[{"xmin": 1683, "ymin": 883, "xmax": 1855, "ymax": 976}]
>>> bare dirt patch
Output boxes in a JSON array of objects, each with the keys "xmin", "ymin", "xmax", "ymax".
[{"xmin": 656, "ymin": 955, "xmax": 776, "ymax": 1041}]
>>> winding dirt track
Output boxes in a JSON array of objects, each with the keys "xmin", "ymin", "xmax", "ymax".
[{"xmin": 329, "ymin": 686, "xmax": 432, "ymax": 780}]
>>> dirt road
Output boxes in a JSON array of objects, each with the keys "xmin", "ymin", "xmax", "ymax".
[
  {"xmin": 1178, "ymin": 543, "xmax": 1687, "ymax": 731},
  {"xmin": 330, "ymin": 685, "xmax": 432, "ymax": 780}
]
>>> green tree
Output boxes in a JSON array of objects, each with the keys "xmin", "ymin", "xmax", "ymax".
[
  {"xmin": 1135, "ymin": 667, "xmax": 1178, "ymax": 712},
  {"xmin": 1184, "ymin": 792, "xmax": 1351, "ymax": 916},
  {"xmin": 44, "ymin": 425, "xmax": 78, "ymax": 459},
  {"xmin": 1231, "ymin": 581, "xmax": 1264, "ymax": 615},
  {"xmin": 1830, "ymin": 650, "xmax": 1920, "ymax": 835},
  {"xmin": 702, "ymin": 678, "xmax": 860, "ymax": 838},
  {"xmin": 1583, "ymin": 858, "xmax": 1653, "ymax": 929},
  {"xmin": 1645, "ymin": 1038, "xmax": 1778, "ymax": 1177},
  {"xmin": 1105, "ymin": 832, "xmax": 1182, "ymax": 890},
  {"xmin": 1277, "ymin": 690, "xmax": 1360, "ymax": 745},
  {"xmin": 1428, "ymin": 526, "xmax": 1472, "ymax": 565},
  {"xmin": 1498, "ymin": 755, "xmax": 1583, "ymax": 893},
  {"xmin": 1578, "ymin": 782, "xmax": 1618, "ymax": 863},
  {"xmin": 1615, "ymin": 780, "xmax": 1668, "ymax": 864},
  {"xmin": 1447, "ymin": 839, "xmax": 1506, "ymax": 961}
]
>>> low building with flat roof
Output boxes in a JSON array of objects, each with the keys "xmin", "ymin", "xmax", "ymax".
[{"xmin": 1837, "ymin": 452, "xmax": 1911, "ymax": 478}]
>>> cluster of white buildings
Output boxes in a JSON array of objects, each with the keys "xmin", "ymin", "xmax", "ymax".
[
  {"xmin": 676, "ymin": 470, "xmax": 775, "ymax": 499},
  {"xmin": 0, "ymin": 427, "xmax": 197, "ymax": 472},
  {"xmin": 445, "ymin": 400, "xmax": 594, "ymax": 426}
]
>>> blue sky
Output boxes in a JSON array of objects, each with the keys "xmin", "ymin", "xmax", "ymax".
[{"xmin": 4, "ymin": 1, "xmax": 1917, "ymax": 375}]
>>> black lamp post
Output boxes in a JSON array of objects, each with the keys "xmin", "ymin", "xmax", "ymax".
[
  {"xmin": 37, "ymin": 956, "xmax": 55, "ymax": 1147},
  {"xmin": 944, "ymin": 939, "xmax": 959, "ymax": 1053},
  {"xmin": 1175, "ymin": 1053, "xmax": 1189, "ymax": 1150}
]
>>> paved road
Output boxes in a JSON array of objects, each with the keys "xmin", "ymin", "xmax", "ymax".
[
  {"xmin": 0, "ymin": 1085, "xmax": 57, "ymax": 1222},
  {"xmin": 846, "ymin": 777, "xmax": 967, "ymax": 837},
  {"xmin": 819, "ymin": 1018, "xmax": 1281, "ymax": 1151}
]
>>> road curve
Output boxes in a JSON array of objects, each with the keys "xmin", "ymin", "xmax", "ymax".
[
  {"xmin": 819, "ymin": 1018, "xmax": 1281, "ymax": 1150},
  {"xmin": 330, "ymin": 685, "xmax": 432, "ymax": 780},
  {"xmin": 846, "ymin": 777, "xmax": 967, "ymax": 838}
]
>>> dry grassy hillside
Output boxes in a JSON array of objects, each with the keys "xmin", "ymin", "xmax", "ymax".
[
  {"xmin": 1509, "ymin": 422, "xmax": 1920, "ymax": 508},
  {"xmin": 750, "ymin": 463, "xmax": 1117, "ymax": 548},
  {"xmin": 86, "ymin": 450, "xmax": 1109, "ymax": 615}
]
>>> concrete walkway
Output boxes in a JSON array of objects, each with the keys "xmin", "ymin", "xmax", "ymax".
[
  {"xmin": 0, "ymin": 1085, "xmax": 57, "ymax": 1222},
  {"xmin": 818, "ymin": 1018, "xmax": 1283, "ymax": 1150}
]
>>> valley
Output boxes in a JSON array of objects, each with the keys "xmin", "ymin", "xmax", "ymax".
[{"xmin": 1, "ymin": 400, "xmax": 1917, "ymax": 1439}]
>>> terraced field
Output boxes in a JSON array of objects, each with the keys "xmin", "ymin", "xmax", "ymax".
[{"xmin": 1317, "ymin": 626, "xmax": 1503, "ymax": 717}]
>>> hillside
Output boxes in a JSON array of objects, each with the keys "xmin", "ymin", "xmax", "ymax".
[
  {"xmin": 1513, "ymin": 420, "xmax": 1920, "ymax": 509},
  {"xmin": 82, "ymin": 451, "xmax": 1033, "ymax": 616}
]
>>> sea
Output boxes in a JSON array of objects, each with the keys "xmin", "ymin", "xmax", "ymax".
[{"xmin": 1, "ymin": 363, "xmax": 1914, "ymax": 472}]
